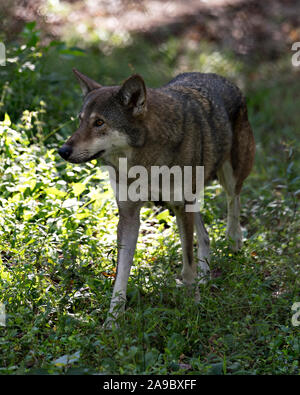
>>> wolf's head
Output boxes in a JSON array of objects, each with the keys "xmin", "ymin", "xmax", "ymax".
[{"xmin": 58, "ymin": 69, "xmax": 148, "ymax": 164}]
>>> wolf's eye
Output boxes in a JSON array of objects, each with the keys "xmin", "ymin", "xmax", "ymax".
[{"xmin": 94, "ymin": 119, "xmax": 104, "ymax": 127}]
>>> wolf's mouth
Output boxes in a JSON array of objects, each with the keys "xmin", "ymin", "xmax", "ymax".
[{"xmin": 89, "ymin": 150, "xmax": 105, "ymax": 161}]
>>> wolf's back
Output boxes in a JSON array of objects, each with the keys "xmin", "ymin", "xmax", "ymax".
[
  {"xmin": 157, "ymin": 72, "xmax": 254, "ymax": 185},
  {"xmin": 163, "ymin": 72, "xmax": 245, "ymax": 123}
]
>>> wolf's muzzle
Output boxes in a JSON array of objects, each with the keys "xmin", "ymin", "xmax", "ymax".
[{"xmin": 58, "ymin": 145, "xmax": 72, "ymax": 160}]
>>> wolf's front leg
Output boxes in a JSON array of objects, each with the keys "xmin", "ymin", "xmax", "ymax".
[{"xmin": 105, "ymin": 201, "xmax": 142, "ymax": 327}]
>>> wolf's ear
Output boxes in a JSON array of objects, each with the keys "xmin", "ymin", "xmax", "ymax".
[
  {"xmin": 118, "ymin": 74, "xmax": 147, "ymax": 117},
  {"xmin": 73, "ymin": 68, "xmax": 102, "ymax": 96}
]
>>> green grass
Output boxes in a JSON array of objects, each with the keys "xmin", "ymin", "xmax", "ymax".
[{"xmin": 0, "ymin": 23, "xmax": 299, "ymax": 375}]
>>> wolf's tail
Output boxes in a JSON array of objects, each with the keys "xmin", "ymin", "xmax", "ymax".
[{"xmin": 231, "ymin": 101, "xmax": 255, "ymax": 194}]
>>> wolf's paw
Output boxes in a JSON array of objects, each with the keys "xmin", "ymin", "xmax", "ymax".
[
  {"xmin": 103, "ymin": 316, "xmax": 119, "ymax": 330},
  {"xmin": 103, "ymin": 318, "xmax": 113, "ymax": 330},
  {"xmin": 176, "ymin": 278, "xmax": 201, "ymax": 302},
  {"xmin": 175, "ymin": 277, "xmax": 196, "ymax": 287},
  {"xmin": 227, "ymin": 236, "xmax": 243, "ymax": 252},
  {"xmin": 198, "ymin": 273, "xmax": 210, "ymax": 285},
  {"xmin": 103, "ymin": 308, "xmax": 123, "ymax": 330},
  {"xmin": 226, "ymin": 230, "xmax": 243, "ymax": 252}
]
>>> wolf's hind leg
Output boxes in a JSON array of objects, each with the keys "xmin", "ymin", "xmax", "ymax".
[
  {"xmin": 217, "ymin": 160, "xmax": 242, "ymax": 251},
  {"xmin": 174, "ymin": 206, "xmax": 197, "ymax": 285},
  {"xmin": 194, "ymin": 212, "xmax": 210, "ymax": 284}
]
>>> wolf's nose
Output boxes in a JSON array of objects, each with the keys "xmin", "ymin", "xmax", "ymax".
[{"xmin": 58, "ymin": 145, "xmax": 72, "ymax": 160}]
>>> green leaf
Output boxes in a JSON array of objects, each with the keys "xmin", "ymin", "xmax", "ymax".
[
  {"xmin": 3, "ymin": 113, "xmax": 11, "ymax": 126},
  {"xmin": 156, "ymin": 209, "xmax": 170, "ymax": 221},
  {"xmin": 44, "ymin": 187, "xmax": 67, "ymax": 198},
  {"xmin": 72, "ymin": 182, "xmax": 85, "ymax": 197},
  {"xmin": 53, "ymin": 351, "xmax": 80, "ymax": 367}
]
